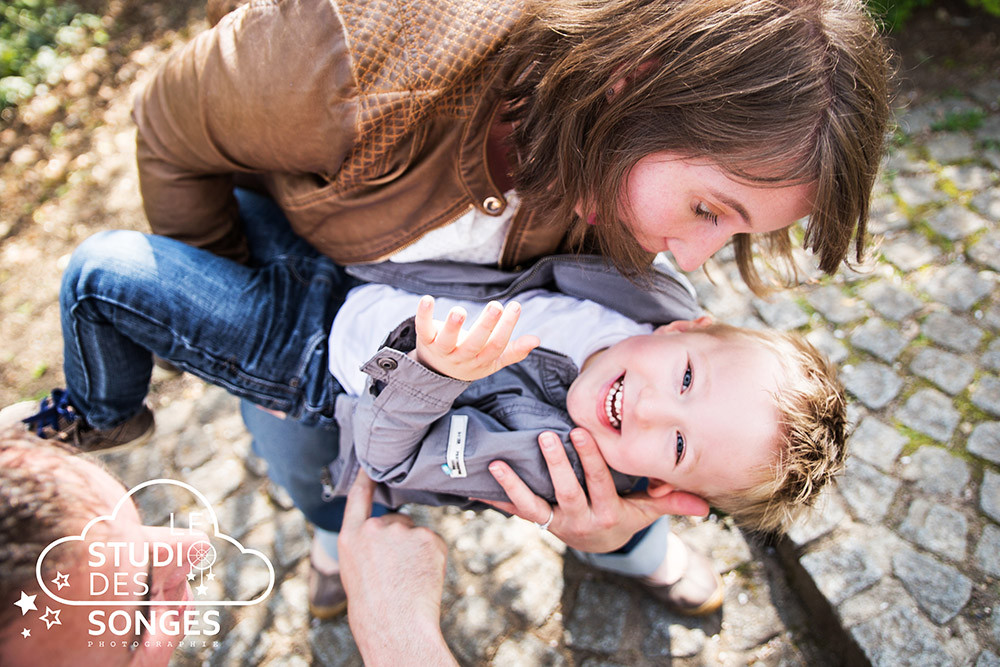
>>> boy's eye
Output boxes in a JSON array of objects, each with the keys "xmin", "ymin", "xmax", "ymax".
[
  {"xmin": 675, "ymin": 432, "xmax": 686, "ymax": 465},
  {"xmin": 681, "ymin": 362, "xmax": 692, "ymax": 392},
  {"xmin": 695, "ymin": 203, "xmax": 719, "ymax": 225}
]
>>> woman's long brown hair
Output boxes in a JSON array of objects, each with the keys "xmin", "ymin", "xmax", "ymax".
[{"xmin": 499, "ymin": 0, "xmax": 891, "ymax": 293}]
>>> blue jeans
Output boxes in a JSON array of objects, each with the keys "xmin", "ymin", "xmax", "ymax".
[
  {"xmin": 241, "ymin": 399, "xmax": 390, "ymax": 535},
  {"xmin": 60, "ymin": 189, "xmax": 354, "ymax": 430},
  {"xmin": 61, "ymin": 188, "xmax": 383, "ymax": 532}
]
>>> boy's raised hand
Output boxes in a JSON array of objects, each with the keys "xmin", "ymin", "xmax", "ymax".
[{"xmin": 414, "ymin": 295, "xmax": 540, "ymax": 382}]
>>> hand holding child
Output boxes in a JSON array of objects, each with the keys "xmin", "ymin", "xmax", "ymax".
[
  {"xmin": 414, "ymin": 295, "xmax": 539, "ymax": 382},
  {"xmin": 484, "ymin": 428, "xmax": 711, "ymax": 552}
]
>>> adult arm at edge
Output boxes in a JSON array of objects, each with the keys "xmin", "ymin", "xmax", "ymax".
[{"xmin": 339, "ymin": 471, "xmax": 458, "ymax": 666}]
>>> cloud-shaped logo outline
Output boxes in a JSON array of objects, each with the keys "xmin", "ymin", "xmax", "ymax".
[{"xmin": 35, "ymin": 478, "xmax": 275, "ymax": 607}]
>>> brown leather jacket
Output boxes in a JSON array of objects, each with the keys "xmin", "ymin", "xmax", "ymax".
[{"xmin": 133, "ymin": 0, "xmax": 569, "ymax": 268}]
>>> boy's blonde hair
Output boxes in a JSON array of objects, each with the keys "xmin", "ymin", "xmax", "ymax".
[{"xmin": 699, "ymin": 325, "xmax": 847, "ymax": 534}]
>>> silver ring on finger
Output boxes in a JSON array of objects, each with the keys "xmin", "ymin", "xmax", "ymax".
[{"xmin": 534, "ymin": 507, "xmax": 555, "ymax": 531}]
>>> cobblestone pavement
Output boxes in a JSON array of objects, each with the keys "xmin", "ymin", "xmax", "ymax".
[
  {"xmin": 92, "ymin": 379, "xmax": 831, "ymax": 667},
  {"xmin": 4, "ymin": 14, "xmax": 999, "ymax": 667},
  {"xmin": 80, "ymin": 78, "xmax": 1000, "ymax": 666}
]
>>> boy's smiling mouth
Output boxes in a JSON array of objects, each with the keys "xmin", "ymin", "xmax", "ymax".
[{"xmin": 605, "ymin": 374, "xmax": 625, "ymax": 430}]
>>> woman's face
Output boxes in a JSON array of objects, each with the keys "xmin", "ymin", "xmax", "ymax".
[{"xmin": 618, "ymin": 152, "xmax": 816, "ymax": 272}]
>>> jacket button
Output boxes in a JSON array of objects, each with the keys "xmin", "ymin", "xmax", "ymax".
[
  {"xmin": 377, "ymin": 357, "xmax": 398, "ymax": 371},
  {"xmin": 483, "ymin": 196, "xmax": 504, "ymax": 215}
]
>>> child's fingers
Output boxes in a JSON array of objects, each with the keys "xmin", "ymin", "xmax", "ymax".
[
  {"xmin": 497, "ymin": 334, "xmax": 540, "ymax": 368},
  {"xmin": 480, "ymin": 301, "xmax": 523, "ymax": 359},
  {"xmin": 414, "ymin": 295, "xmax": 437, "ymax": 345},
  {"xmin": 433, "ymin": 306, "xmax": 467, "ymax": 351},
  {"xmin": 459, "ymin": 301, "xmax": 504, "ymax": 355}
]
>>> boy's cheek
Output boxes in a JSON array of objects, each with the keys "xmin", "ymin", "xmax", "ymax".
[{"xmin": 564, "ymin": 383, "xmax": 583, "ymax": 423}]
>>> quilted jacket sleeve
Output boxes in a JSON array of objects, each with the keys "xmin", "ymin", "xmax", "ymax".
[{"xmin": 351, "ymin": 347, "xmax": 579, "ymax": 504}]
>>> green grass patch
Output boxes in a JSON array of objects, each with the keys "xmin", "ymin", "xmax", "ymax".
[
  {"xmin": 931, "ymin": 109, "xmax": 987, "ymax": 133},
  {"xmin": 793, "ymin": 295, "xmax": 818, "ymax": 317},
  {"xmin": 1, "ymin": 1, "xmax": 108, "ymax": 109},
  {"xmin": 30, "ymin": 362, "xmax": 48, "ymax": 379},
  {"xmin": 894, "ymin": 424, "xmax": 936, "ymax": 455},
  {"xmin": 868, "ymin": 0, "xmax": 1000, "ymax": 30},
  {"xmin": 866, "ymin": 0, "xmax": 933, "ymax": 30},
  {"xmin": 936, "ymin": 178, "xmax": 963, "ymax": 199},
  {"xmin": 962, "ymin": 375, "xmax": 998, "ymax": 412},
  {"xmin": 888, "ymin": 127, "xmax": 911, "ymax": 150},
  {"xmin": 48, "ymin": 119, "xmax": 64, "ymax": 145},
  {"xmin": 912, "ymin": 218, "xmax": 956, "ymax": 253}
]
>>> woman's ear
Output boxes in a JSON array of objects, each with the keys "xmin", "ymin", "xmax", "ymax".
[
  {"xmin": 653, "ymin": 315, "xmax": 713, "ymax": 336},
  {"xmin": 608, "ymin": 59, "xmax": 660, "ymax": 98},
  {"xmin": 647, "ymin": 478, "xmax": 676, "ymax": 498}
]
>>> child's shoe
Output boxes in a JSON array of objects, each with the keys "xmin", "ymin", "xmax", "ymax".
[
  {"xmin": 307, "ymin": 562, "xmax": 348, "ymax": 620},
  {"xmin": 307, "ymin": 534, "xmax": 347, "ymax": 619},
  {"xmin": 7, "ymin": 389, "xmax": 155, "ymax": 454},
  {"xmin": 639, "ymin": 544, "xmax": 724, "ymax": 616}
]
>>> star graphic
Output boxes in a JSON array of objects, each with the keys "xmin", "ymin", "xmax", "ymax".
[
  {"xmin": 51, "ymin": 572, "xmax": 70, "ymax": 590},
  {"xmin": 195, "ymin": 584, "xmax": 208, "ymax": 597},
  {"xmin": 20, "ymin": 628, "xmax": 30, "ymax": 639},
  {"xmin": 187, "ymin": 572, "xmax": 196, "ymax": 581},
  {"xmin": 14, "ymin": 592, "xmax": 37, "ymax": 616},
  {"xmin": 205, "ymin": 572, "xmax": 216, "ymax": 581},
  {"xmin": 39, "ymin": 607, "xmax": 61, "ymax": 630}
]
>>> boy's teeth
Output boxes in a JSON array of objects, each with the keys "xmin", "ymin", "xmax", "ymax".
[{"xmin": 605, "ymin": 376, "xmax": 624, "ymax": 429}]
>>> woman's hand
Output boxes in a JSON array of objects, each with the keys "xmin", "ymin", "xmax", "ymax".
[
  {"xmin": 414, "ymin": 295, "xmax": 539, "ymax": 382},
  {"xmin": 483, "ymin": 428, "xmax": 710, "ymax": 553}
]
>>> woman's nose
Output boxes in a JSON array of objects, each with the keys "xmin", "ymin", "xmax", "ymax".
[{"xmin": 671, "ymin": 229, "xmax": 732, "ymax": 272}]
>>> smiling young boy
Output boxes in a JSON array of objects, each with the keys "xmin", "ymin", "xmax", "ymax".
[{"xmin": 326, "ymin": 284, "xmax": 847, "ymax": 537}]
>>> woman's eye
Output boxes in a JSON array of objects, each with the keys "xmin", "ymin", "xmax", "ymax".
[
  {"xmin": 695, "ymin": 203, "xmax": 719, "ymax": 225},
  {"xmin": 681, "ymin": 362, "xmax": 692, "ymax": 392},
  {"xmin": 675, "ymin": 432, "xmax": 686, "ymax": 465}
]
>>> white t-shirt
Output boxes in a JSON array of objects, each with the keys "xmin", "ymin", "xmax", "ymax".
[
  {"xmin": 328, "ymin": 283, "xmax": 653, "ymax": 396},
  {"xmin": 388, "ymin": 191, "xmax": 520, "ymax": 265}
]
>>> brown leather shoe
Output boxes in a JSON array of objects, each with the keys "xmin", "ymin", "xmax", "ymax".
[
  {"xmin": 639, "ymin": 547, "xmax": 724, "ymax": 616},
  {"xmin": 308, "ymin": 562, "xmax": 347, "ymax": 620},
  {"xmin": 13, "ymin": 390, "xmax": 155, "ymax": 454}
]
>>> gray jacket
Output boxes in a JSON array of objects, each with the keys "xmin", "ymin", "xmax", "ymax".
[{"xmin": 327, "ymin": 255, "xmax": 702, "ymax": 510}]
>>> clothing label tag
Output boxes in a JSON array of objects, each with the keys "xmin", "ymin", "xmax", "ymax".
[{"xmin": 446, "ymin": 415, "xmax": 469, "ymax": 479}]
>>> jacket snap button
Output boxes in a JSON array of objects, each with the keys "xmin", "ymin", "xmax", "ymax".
[
  {"xmin": 483, "ymin": 196, "xmax": 504, "ymax": 214},
  {"xmin": 377, "ymin": 357, "xmax": 398, "ymax": 371}
]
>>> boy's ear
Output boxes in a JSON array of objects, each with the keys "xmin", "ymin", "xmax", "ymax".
[{"xmin": 653, "ymin": 315, "xmax": 713, "ymax": 336}]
